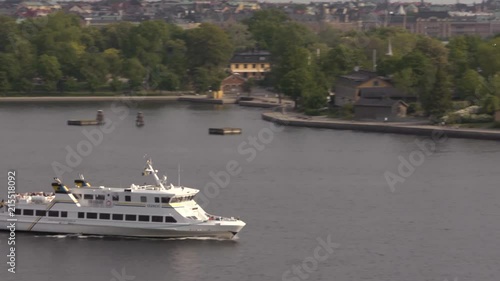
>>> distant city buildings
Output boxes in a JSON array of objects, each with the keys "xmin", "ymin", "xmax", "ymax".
[{"xmin": 0, "ymin": 0, "xmax": 499, "ymax": 38}]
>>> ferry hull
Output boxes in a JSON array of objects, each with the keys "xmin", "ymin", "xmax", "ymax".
[{"xmin": 0, "ymin": 217, "xmax": 245, "ymax": 239}]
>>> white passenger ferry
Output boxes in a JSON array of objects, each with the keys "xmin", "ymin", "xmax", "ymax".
[{"xmin": 0, "ymin": 159, "xmax": 245, "ymax": 239}]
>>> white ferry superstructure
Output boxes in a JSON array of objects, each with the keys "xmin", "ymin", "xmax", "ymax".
[{"xmin": 0, "ymin": 159, "xmax": 246, "ymax": 239}]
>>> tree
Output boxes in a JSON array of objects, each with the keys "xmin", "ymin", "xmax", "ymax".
[
  {"xmin": 317, "ymin": 27, "xmax": 342, "ymax": 48},
  {"xmin": 185, "ymin": 23, "xmax": 233, "ymax": 69},
  {"xmin": 38, "ymin": 54, "xmax": 62, "ymax": 91},
  {"xmin": 415, "ymin": 35, "xmax": 448, "ymax": 65},
  {"xmin": 278, "ymin": 68, "xmax": 312, "ymax": 109},
  {"xmin": 477, "ymin": 37, "xmax": 500, "ymax": 77},
  {"xmin": 122, "ymin": 58, "xmax": 146, "ymax": 90},
  {"xmin": 149, "ymin": 65, "xmax": 180, "ymax": 91},
  {"xmin": 481, "ymin": 95, "xmax": 500, "ymax": 114},
  {"xmin": 224, "ymin": 23, "xmax": 255, "ymax": 52},
  {"xmin": 396, "ymin": 51, "xmax": 437, "ymax": 101},
  {"xmin": 157, "ymin": 71, "xmax": 180, "ymax": 91},
  {"xmin": 103, "ymin": 48, "xmax": 122, "ymax": 77},
  {"xmin": 0, "ymin": 16, "xmax": 19, "ymax": 53},
  {"xmin": 322, "ymin": 44, "xmax": 362, "ymax": 79},
  {"xmin": 456, "ymin": 69, "xmax": 487, "ymax": 102},
  {"xmin": 244, "ymin": 9, "xmax": 289, "ymax": 50},
  {"xmin": 392, "ymin": 68, "xmax": 416, "ymax": 97},
  {"xmin": 0, "ymin": 71, "xmax": 10, "ymax": 93},
  {"xmin": 191, "ymin": 67, "xmax": 225, "ymax": 93},
  {"xmin": 421, "ymin": 66, "xmax": 452, "ymax": 117},
  {"xmin": 101, "ymin": 22, "xmax": 135, "ymax": 56},
  {"xmin": 0, "ymin": 53, "xmax": 20, "ymax": 84},
  {"xmin": 79, "ymin": 53, "xmax": 108, "ymax": 92},
  {"xmin": 163, "ymin": 39, "xmax": 187, "ymax": 75},
  {"xmin": 303, "ymin": 85, "xmax": 328, "ymax": 110},
  {"xmin": 447, "ymin": 36, "xmax": 469, "ymax": 79}
]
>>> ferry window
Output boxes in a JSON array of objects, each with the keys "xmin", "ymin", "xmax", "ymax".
[
  {"xmin": 165, "ymin": 216, "xmax": 177, "ymax": 223},
  {"xmin": 125, "ymin": 214, "xmax": 136, "ymax": 221},
  {"xmin": 14, "ymin": 209, "xmax": 21, "ymax": 215},
  {"xmin": 125, "ymin": 195, "xmax": 131, "ymax": 202},
  {"xmin": 161, "ymin": 197, "xmax": 170, "ymax": 203},
  {"xmin": 87, "ymin": 212, "xmax": 97, "ymax": 219},
  {"xmin": 23, "ymin": 209, "xmax": 34, "ymax": 216},
  {"xmin": 78, "ymin": 212, "xmax": 85, "ymax": 218},
  {"xmin": 84, "ymin": 194, "xmax": 93, "ymax": 200},
  {"xmin": 138, "ymin": 215, "xmax": 149, "ymax": 222},
  {"xmin": 36, "ymin": 210, "xmax": 46, "ymax": 216},
  {"xmin": 95, "ymin": 195, "xmax": 105, "ymax": 200},
  {"xmin": 112, "ymin": 195, "xmax": 119, "ymax": 201},
  {"xmin": 61, "ymin": 212, "xmax": 67, "ymax": 218},
  {"xmin": 100, "ymin": 213, "xmax": 110, "ymax": 220},
  {"xmin": 112, "ymin": 214, "xmax": 123, "ymax": 220},
  {"xmin": 140, "ymin": 196, "xmax": 147, "ymax": 203},
  {"xmin": 48, "ymin": 211, "xmax": 59, "ymax": 217},
  {"xmin": 152, "ymin": 216, "xmax": 163, "ymax": 222},
  {"xmin": 154, "ymin": 197, "xmax": 160, "ymax": 203}
]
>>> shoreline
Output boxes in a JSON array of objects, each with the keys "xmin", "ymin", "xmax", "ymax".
[
  {"xmin": 0, "ymin": 96, "xmax": 181, "ymax": 102},
  {"xmin": 0, "ymin": 95, "xmax": 292, "ymax": 108},
  {"xmin": 262, "ymin": 112, "xmax": 500, "ymax": 141}
]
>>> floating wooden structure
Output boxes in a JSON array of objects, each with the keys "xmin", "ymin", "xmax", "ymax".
[
  {"xmin": 136, "ymin": 112, "xmax": 144, "ymax": 127},
  {"xmin": 67, "ymin": 110, "xmax": 105, "ymax": 126},
  {"xmin": 209, "ymin": 128, "xmax": 242, "ymax": 135},
  {"xmin": 67, "ymin": 120, "xmax": 101, "ymax": 126}
]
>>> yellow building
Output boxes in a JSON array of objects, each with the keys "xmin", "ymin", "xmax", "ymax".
[{"xmin": 229, "ymin": 50, "xmax": 271, "ymax": 80}]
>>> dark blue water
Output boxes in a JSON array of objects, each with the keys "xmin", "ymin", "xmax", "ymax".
[{"xmin": 1, "ymin": 101, "xmax": 500, "ymax": 281}]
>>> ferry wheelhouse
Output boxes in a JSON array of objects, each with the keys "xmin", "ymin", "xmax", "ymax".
[{"xmin": 0, "ymin": 160, "xmax": 245, "ymax": 239}]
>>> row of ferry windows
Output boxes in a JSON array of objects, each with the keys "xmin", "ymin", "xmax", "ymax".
[
  {"xmin": 74, "ymin": 194, "xmax": 195, "ymax": 203},
  {"xmin": 77, "ymin": 212, "xmax": 177, "ymax": 223},
  {"xmin": 14, "ymin": 209, "xmax": 67, "ymax": 217},
  {"xmin": 13, "ymin": 209, "xmax": 177, "ymax": 223}
]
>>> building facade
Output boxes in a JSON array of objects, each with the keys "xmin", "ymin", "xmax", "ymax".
[{"xmin": 229, "ymin": 50, "xmax": 271, "ymax": 80}]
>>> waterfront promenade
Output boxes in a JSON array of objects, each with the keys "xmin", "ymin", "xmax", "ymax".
[{"xmin": 262, "ymin": 112, "xmax": 500, "ymax": 141}]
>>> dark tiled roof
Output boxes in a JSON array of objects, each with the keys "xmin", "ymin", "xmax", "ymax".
[
  {"xmin": 354, "ymin": 98, "xmax": 408, "ymax": 107},
  {"xmin": 359, "ymin": 87, "xmax": 409, "ymax": 99},
  {"xmin": 337, "ymin": 70, "xmax": 380, "ymax": 85},
  {"xmin": 230, "ymin": 51, "xmax": 271, "ymax": 63}
]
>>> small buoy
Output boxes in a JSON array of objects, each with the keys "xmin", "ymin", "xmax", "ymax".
[
  {"xmin": 96, "ymin": 110, "xmax": 104, "ymax": 125},
  {"xmin": 136, "ymin": 112, "xmax": 144, "ymax": 127}
]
